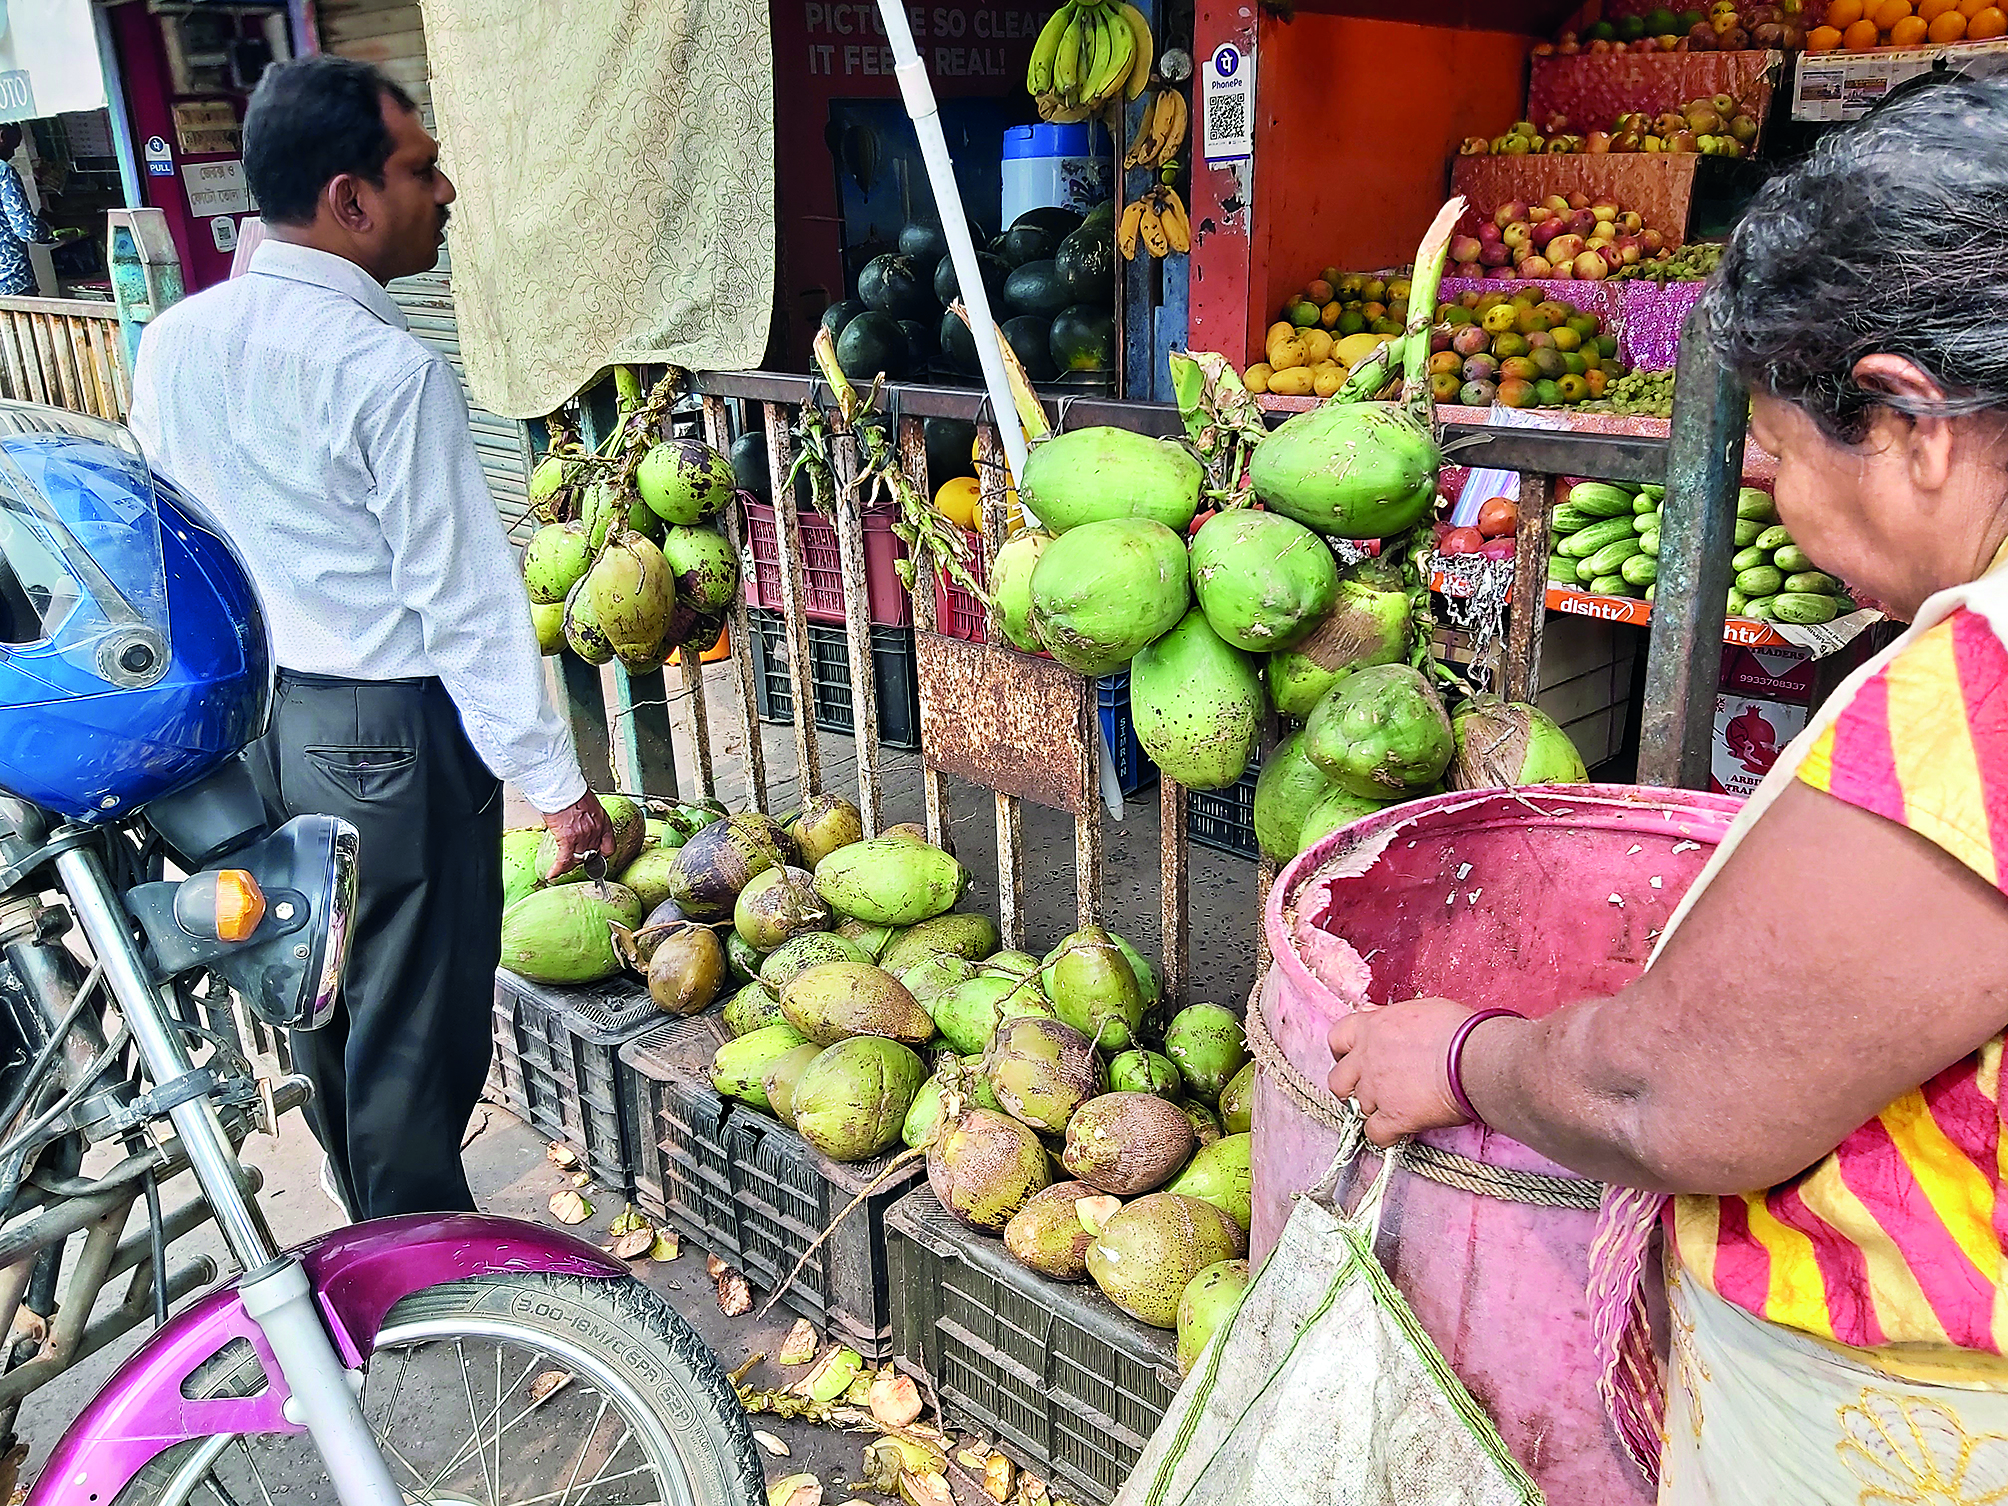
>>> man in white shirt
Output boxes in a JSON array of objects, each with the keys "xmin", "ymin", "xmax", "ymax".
[{"xmin": 127, "ymin": 55, "xmax": 612, "ymax": 1220}]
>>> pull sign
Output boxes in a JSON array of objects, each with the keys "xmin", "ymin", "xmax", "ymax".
[
  {"xmin": 144, "ymin": 136, "xmax": 173, "ymax": 177},
  {"xmin": 1202, "ymin": 43, "xmax": 1252, "ymax": 164}
]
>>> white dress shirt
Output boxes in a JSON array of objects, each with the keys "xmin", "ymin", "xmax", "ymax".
[{"xmin": 127, "ymin": 239, "xmax": 586, "ymax": 813}]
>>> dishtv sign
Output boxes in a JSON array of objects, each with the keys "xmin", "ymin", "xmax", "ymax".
[{"xmin": 0, "ymin": 0, "xmax": 107, "ymax": 123}]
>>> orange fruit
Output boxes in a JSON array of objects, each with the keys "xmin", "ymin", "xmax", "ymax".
[
  {"xmin": 1827, "ymin": 0, "xmax": 1866, "ymax": 25},
  {"xmin": 1808, "ymin": 21, "xmax": 1846, "ymax": 43},
  {"xmin": 1971, "ymin": 3, "xmax": 2007, "ymax": 32},
  {"xmin": 1871, "ymin": 0, "xmax": 1912, "ymax": 25},
  {"xmin": 1929, "ymin": 7, "xmax": 1969, "ymax": 34},
  {"xmin": 1920, "ymin": 0, "xmax": 1959, "ymax": 19},
  {"xmin": 1961, "ymin": 0, "xmax": 1990, "ymax": 18},
  {"xmin": 1890, "ymin": 13, "xmax": 1930, "ymax": 40},
  {"xmin": 1843, "ymin": 15, "xmax": 1883, "ymax": 43}
]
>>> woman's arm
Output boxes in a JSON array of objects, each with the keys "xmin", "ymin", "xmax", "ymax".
[{"xmin": 1327, "ymin": 779, "xmax": 2008, "ymax": 1192}]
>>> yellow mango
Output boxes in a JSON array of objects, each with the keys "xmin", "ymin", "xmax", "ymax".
[
  {"xmin": 1267, "ymin": 320, "xmax": 1296, "ymax": 348},
  {"xmin": 1334, "ymin": 332, "xmax": 1392, "ymax": 370},
  {"xmin": 1266, "ymin": 334, "xmax": 1309, "ymax": 372},
  {"xmin": 1243, "ymin": 362, "xmax": 1273, "ymax": 394},
  {"xmin": 1266, "ymin": 366, "xmax": 1316, "ymax": 397},
  {"xmin": 1313, "ymin": 366, "xmax": 1345, "ymax": 398},
  {"xmin": 1299, "ymin": 328, "xmax": 1334, "ymax": 364}
]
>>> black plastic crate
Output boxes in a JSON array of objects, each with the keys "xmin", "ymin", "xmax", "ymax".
[
  {"xmin": 746, "ymin": 607, "xmax": 921, "ymax": 750},
  {"xmin": 1185, "ymin": 742, "xmax": 1262, "ymax": 861},
  {"xmin": 617, "ymin": 1016, "xmax": 924, "ymax": 1359},
  {"xmin": 490, "ymin": 971, "xmax": 660, "ymax": 1193},
  {"xmin": 885, "ymin": 1187, "xmax": 1181, "ymax": 1505},
  {"xmin": 1097, "ymin": 673, "xmax": 1155, "ymax": 799}
]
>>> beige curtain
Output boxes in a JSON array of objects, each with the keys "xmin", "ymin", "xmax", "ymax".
[{"xmin": 420, "ymin": 0, "xmax": 774, "ymax": 418}]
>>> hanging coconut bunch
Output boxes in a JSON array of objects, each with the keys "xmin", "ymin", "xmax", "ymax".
[{"xmin": 517, "ymin": 368, "xmax": 741, "ymax": 673}]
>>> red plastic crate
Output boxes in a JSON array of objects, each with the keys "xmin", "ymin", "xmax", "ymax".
[
  {"xmin": 742, "ymin": 499, "xmax": 911, "ymax": 627},
  {"xmin": 934, "ymin": 529, "xmax": 990, "ymax": 643}
]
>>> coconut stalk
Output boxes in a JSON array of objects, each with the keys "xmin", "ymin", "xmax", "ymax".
[{"xmin": 1168, "ymin": 351, "xmax": 1268, "ymax": 508}]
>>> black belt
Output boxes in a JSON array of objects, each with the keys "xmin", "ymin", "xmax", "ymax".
[{"xmin": 278, "ymin": 669, "xmax": 440, "ymax": 690}]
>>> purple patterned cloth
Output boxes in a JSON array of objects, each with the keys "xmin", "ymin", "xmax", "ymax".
[{"xmin": 1437, "ymin": 275, "xmax": 1705, "ymax": 373}]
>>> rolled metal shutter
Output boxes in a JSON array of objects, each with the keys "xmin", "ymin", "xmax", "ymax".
[{"xmin": 318, "ymin": 0, "xmax": 536, "ymax": 541}]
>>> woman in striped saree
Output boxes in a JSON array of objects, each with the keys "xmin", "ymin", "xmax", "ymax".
[{"xmin": 1326, "ymin": 76, "xmax": 2008, "ymax": 1504}]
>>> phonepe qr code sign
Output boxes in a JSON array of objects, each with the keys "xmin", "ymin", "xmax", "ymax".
[{"xmin": 1203, "ymin": 43, "xmax": 1252, "ymax": 163}]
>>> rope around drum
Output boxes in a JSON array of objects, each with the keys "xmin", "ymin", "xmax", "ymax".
[{"xmin": 1243, "ymin": 983, "xmax": 1605, "ymax": 1213}]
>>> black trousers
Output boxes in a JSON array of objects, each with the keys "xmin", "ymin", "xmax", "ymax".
[{"xmin": 246, "ymin": 671, "xmax": 503, "ymax": 1218}]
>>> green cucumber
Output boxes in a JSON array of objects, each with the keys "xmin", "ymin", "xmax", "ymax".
[
  {"xmin": 1633, "ymin": 493, "xmax": 1660, "ymax": 514},
  {"xmin": 1731, "ymin": 545, "xmax": 1770, "ymax": 573},
  {"xmin": 1563, "ymin": 482, "xmax": 1637, "ymax": 518},
  {"xmin": 1546, "ymin": 554, "xmax": 1577, "ymax": 583},
  {"xmin": 1772, "ymin": 592, "xmax": 1840, "ymax": 625},
  {"xmin": 1640, "ymin": 531, "xmax": 1661, "ymax": 558},
  {"xmin": 1734, "ymin": 518, "xmax": 1767, "ymax": 548},
  {"xmin": 1735, "ymin": 565, "xmax": 1785, "ymax": 597},
  {"xmin": 1727, "ymin": 587, "xmax": 1749, "ymax": 615},
  {"xmin": 1754, "ymin": 524, "xmax": 1794, "ymax": 552},
  {"xmin": 1633, "ymin": 511, "xmax": 1659, "ymax": 535},
  {"xmin": 1621, "ymin": 553, "xmax": 1658, "ymax": 587},
  {"xmin": 1773, "ymin": 544, "xmax": 1814, "ymax": 574},
  {"xmin": 1549, "ymin": 503, "xmax": 1601, "ymax": 534},
  {"xmin": 1585, "ymin": 538, "xmax": 1644, "ymax": 577},
  {"xmin": 1638, "ymin": 484, "xmax": 1665, "ymax": 501},
  {"xmin": 1588, "ymin": 573, "xmax": 1633, "ymax": 596},
  {"xmin": 1559, "ymin": 517, "xmax": 1641, "ymax": 558},
  {"xmin": 1784, "ymin": 571, "xmax": 1840, "ymax": 596},
  {"xmin": 1644, "ymin": 583, "xmax": 1656, "ymax": 602},
  {"xmin": 1736, "ymin": 488, "xmax": 1777, "ymax": 522},
  {"xmin": 1746, "ymin": 595, "xmax": 1779, "ymax": 621}
]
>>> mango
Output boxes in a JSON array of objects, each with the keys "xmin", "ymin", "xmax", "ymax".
[
  {"xmin": 1267, "ymin": 570, "xmax": 1414, "ymax": 720},
  {"xmin": 722, "ymin": 980, "xmax": 786, "ymax": 1038},
  {"xmin": 781, "ymin": 962, "xmax": 935, "ymax": 1046},
  {"xmin": 1252, "ymin": 730, "xmax": 1341, "ymax": 864},
  {"xmin": 1218, "ymin": 1061, "xmax": 1255, "ymax": 1136},
  {"xmin": 1108, "ymin": 1049, "xmax": 1181, "ymax": 1098},
  {"xmin": 646, "ymin": 923, "xmax": 727, "ymax": 1016},
  {"xmin": 1167, "ymin": 1132, "xmax": 1252, "ymax": 1229},
  {"xmin": 1086, "ymin": 1193, "xmax": 1248, "ymax": 1329},
  {"xmin": 1248, "ymin": 401, "xmax": 1441, "ymax": 540},
  {"xmin": 928, "ymin": 1106, "xmax": 1052, "ymax": 1230},
  {"xmin": 1165, "ymin": 1004, "xmax": 1250, "ymax": 1103},
  {"xmin": 1189, "ymin": 509, "xmax": 1340, "ymax": 651},
  {"xmin": 1061, "ymin": 1093, "xmax": 1197, "ymax": 1195},
  {"xmin": 1303, "ymin": 662, "xmax": 1455, "ymax": 800},
  {"xmin": 760, "ymin": 932, "xmax": 872, "ymax": 993},
  {"xmin": 1177, "ymin": 1259, "xmax": 1251, "ymax": 1375},
  {"xmin": 1042, "ymin": 926, "xmax": 1143, "ymax": 1052},
  {"xmin": 1018, "ymin": 427, "xmax": 1203, "ymax": 535},
  {"xmin": 932, "ymin": 973, "xmax": 1054, "ymax": 1056},
  {"xmin": 983, "ymin": 1016, "xmax": 1101, "ymax": 1133},
  {"xmin": 879, "ymin": 913, "xmax": 1002, "ymax": 976},
  {"xmin": 792, "ymin": 1036, "xmax": 926, "ymax": 1162},
  {"xmin": 1298, "ymin": 787, "xmax": 1392, "ymax": 853},
  {"xmin": 991, "ymin": 529, "xmax": 1053, "ymax": 652},
  {"xmin": 713, "ymin": 1023, "xmax": 813, "ymax": 1111},
  {"xmin": 502, "ymin": 827, "xmax": 543, "ymax": 911},
  {"xmin": 784, "ymin": 793, "xmax": 865, "ymax": 869},
  {"xmin": 500, "ymin": 884, "xmax": 641, "ymax": 985},
  {"xmin": 1027, "ymin": 518, "xmax": 1192, "ymax": 677},
  {"xmin": 735, "ymin": 864, "xmax": 832, "ymax": 952},
  {"xmin": 1131, "ymin": 610, "xmax": 1265, "ymax": 792},
  {"xmin": 1003, "ymin": 1181, "xmax": 1122, "ymax": 1281},
  {"xmin": 813, "ymin": 838, "xmax": 970, "ymax": 927},
  {"xmin": 763, "ymin": 1043, "xmax": 826, "ymax": 1127}
]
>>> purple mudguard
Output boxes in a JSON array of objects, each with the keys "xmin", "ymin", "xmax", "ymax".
[{"xmin": 31, "ymin": 1213, "xmax": 624, "ymax": 1504}]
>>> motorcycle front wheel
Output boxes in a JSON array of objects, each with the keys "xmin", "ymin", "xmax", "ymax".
[{"xmin": 111, "ymin": 1273, "xmax": 765, "ymax": 1506}]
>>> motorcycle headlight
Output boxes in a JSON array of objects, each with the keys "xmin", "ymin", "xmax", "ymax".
[{"xmin": 128, "ymin": 814, "xmax": 360, "ymax": 1030}]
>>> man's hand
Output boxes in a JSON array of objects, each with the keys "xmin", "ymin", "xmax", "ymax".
[
  {"xmin": 543, "ymin": 793, "xmax": 615, "ymax": 880},
  {"xmin": 1328, "ymin": 998, "xmax": 1492, "ymax": 1147}
]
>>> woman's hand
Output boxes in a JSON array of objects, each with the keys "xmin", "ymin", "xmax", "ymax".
[{"xmin": 1327, "ymin": 999, "xmax": 1485, "ymax": 1146}]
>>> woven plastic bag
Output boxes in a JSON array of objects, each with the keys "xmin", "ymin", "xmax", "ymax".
[{"xmin": 1115, "ymin": 1147, "xmax": 1544, "ymax": 1506}]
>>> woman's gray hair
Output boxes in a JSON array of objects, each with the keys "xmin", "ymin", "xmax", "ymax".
[{"xmin": 1700, "ymin": 73, "xmax": 2008, "ymax": 443}]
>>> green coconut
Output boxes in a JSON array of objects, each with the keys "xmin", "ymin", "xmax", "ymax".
[
  {"xmin": 659, "ymin": 524, "xmax": 740, "ymax": 613},
  {"xmin": 1086, "ymin": 1193, "xmax": 1247, "ymax": 1329},
  {"xmin": 582, "ymin": 533, "xmax": 675, "ymax": 662},
  {"xmin": 1177, "ymin": 1259, "xmax": 1251, "ymax": 1375},
  {"xmin": 1251, "ymin": 731, "xmax": 1340, "ymax": 864},
  {"xmin": 502, "ymin": 827, "xmax": 544, "ymax": 911},
  {"xmin": 1298, "ymin": 787, "xmax": 1394, "ymax": 852},
  {"xmin": 1164, "ymin": 1003, "xmax": 1249, "ymax": 1103},
  {"xmin": 1448, "ymin": 697, "xmax": 1589, "ymax": 790},
  {"xmin": 1267, "ymin": 569, "xmax": 1414, "ymax": 721},
  {"xmin": 1027, "ymin": 518, "xmax": 1191, "ymax": 677},
  {"xmin": 499, "ymin": 884, "xmax": 640, "ymax": 985},
  {"xmin": 529, "ymin": 600, "xmax": 566, "ymax": 656},
  {"xmin": 1188, "ymin": 509, "xmax": 1340, "ymax": 651},
  {"xmin": 792, "ymin": 1036, "xmax": 926, "ymax": 1162},
  {"xmin": 1130, "ymin": 610, "xmax": 1265, "ymax": 792},
  {"xmin": 991, "ymin": 529, "xmax": 1054, "ymax": 653},
  {"xmin": 1042, "ymin": 926, "xmax": 1144, "ymax": 1052},
  {"xmin": 1303, "ymin": 662, "xmax": 1455, "ymax": 800},
  {"xmin": 636, "ymin": 438, "xmax": 734, "ymax": 525},
  {"xmin": 1108, "ymin": 1049, "xmax": 1182, "ymax": 1098},
  {"xmin": 1018, "ymin": 427, "xmax": 1203, "ymax": 534},
  {"xmin": 931, "ymin": 973, "xmax": 1054, "ymax": 1056},
  {"xmin": 784, "ymin": 794, "xmax": 865, "ymax": 870},
  {"xmin": 562, "ymin": 577, "xmax": 615, "ymax": 666},
  {"xmin": 523, "ymin": 522, "xmax": 593, "ymax": 605}
]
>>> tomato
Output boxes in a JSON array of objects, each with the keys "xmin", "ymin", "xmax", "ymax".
[
  {"xmin": 1476, "ymin": 497, "xmax": 1520, "ymax": 538},
  {"xmin": 1479, "ymin": 536, "xmax": 1518, "ymax": 561},
  {"xmin": 1439, "ymin": 527, "xmax": 1486, "ymax": 556}
]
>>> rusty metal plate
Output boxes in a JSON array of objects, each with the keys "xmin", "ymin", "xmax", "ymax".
[{"xmin": 916, "ymin": 632, "xmax": 1090, "ymax": 814}]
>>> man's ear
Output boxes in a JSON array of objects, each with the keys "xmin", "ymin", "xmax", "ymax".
[{"xmin": 324, "ymin": 172, "xmax": 372, "ymax": 237}]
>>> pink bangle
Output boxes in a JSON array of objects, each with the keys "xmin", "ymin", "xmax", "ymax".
[{"xmin": 1445, "ymin": 1009, "xmax": 1524, "ymax": 1126}]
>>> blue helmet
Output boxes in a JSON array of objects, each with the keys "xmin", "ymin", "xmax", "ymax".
[{"xmin": 0, "ymin": 403, "xmax": 270, "ymax": 822}]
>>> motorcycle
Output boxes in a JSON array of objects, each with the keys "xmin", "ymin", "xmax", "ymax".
[{"xmin": 0, "ymin": 402, "xmax": 764, "ymax": 1504}]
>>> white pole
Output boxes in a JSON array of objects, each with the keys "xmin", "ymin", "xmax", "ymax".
[{"xmin": 879, "ymin": 1, "xmax": 1032, "ymax": 489}]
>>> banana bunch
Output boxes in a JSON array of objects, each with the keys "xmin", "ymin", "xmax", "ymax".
[
  {"xmin": 1125, "ymin": 87, "xmax": 1188, "ymax": 170},
  {"xmin": 1118, "ymin": 186, "xmax": 1190, "ymax": 260},
  {"xmin": 1028, "ymin": 0, "xmax": 1154, "ymax": 124}
]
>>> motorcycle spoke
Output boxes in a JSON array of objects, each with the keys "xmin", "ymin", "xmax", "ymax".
[
  {"xmin": 420, "ymin": 1346, "xmax": 549, "ymax": 1488},
  {"xmin": 454, "ymin": 1339, "xmax": 499, "ymax": 1506},
  {"xmin": 233, "ymin": 1440, "xmax": 279, "ymax": 1506},
  {"xmin": 554, "ymin": 1398, "xmax": 609, "ymax": 1506},
  {"xmin": 515, "ymin": 1461, "xmax": 658, "ymax": 1506}
]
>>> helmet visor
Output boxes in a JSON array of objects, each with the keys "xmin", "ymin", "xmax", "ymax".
[{"xmin": 0, "ymin": 439, "xmax": 169, "ymax": 690}]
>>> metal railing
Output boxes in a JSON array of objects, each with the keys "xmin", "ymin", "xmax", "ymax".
[
  {"xmin": 545, "ymin": 366, "xmax": 1738, "ymax": 1004},
  {"xmin": 0, "ymin": 296, "xmax": 128, "ymax": 422}
]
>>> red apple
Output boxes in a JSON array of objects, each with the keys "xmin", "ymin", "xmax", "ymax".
[
  {"xmin": 1518, "ymin": 255, "xmax": 1554, "ymax": 279},
  {"xmin": 1531, "ymin": 218, "xmax": 1563, "ymax": 247},
  {"xmin": 1547, "ymin": 234, "xmax": 1586, "ymax": 263},
  {"xmin": 1477, "ymin": 220, "xmax": 1503, "ymax": 245},
  {"xmin": 1450, "ymin": 234, "xmax": 1483, "ymax": 263},
  {"xmin": 1567, "ymin": 191, "xmax": 1591, "ymax": 211},
  {"xmin": 1574, "ymin": 250, "xmax": 1610, "ymax": 281},
  {"xmin": 1479, "ymin": 242, "xmax": 1510, "ymax": 268},
  {"xmin": 1503, "ymin": 221, "xmax": 1533, "ymax": 250},
  {"xmin": 1640, "ymin": 229, "xmax": 1665, "ymax": 254},
  {"xmin": 1494, "ymin": 199, "xmax": 1530, "ymax": 228},
  {"xmin": 1529, "ymin": 205, "xmax": 1553, "ymax": 225}
]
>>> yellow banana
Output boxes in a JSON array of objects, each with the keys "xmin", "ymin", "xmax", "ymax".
[
  {"xmin": 1084, "ymin": 9, "xmax": 1115, "ymax": 108},
  {"xmin": 1143, "ymin": 89, "xmax": 1180, "ymax": 167},
  {"xmin": 1026, "ymin": 5, "xmax": 1070, "ymax": 97},
  {"xmin": 1154, "ymin": 89, "xmax": 1188, "ymax": 166},
  {"xmin": 1117, "ymin": 197, "xmax": 1144, "ymax": 260},
  {"xmin": 1125, "ymin": 103, "xmax": 1156, "ymax": 168},
  {"xmin": 1053, "ymin": 5, "xmax": 1083, "ymax": 103},
  {"xmin": 1090, "ymin": 6, "xmax": 1134, "ymax": 107},
  {"xmin": 1159, "ymin": 187, "xmax": 1190, "ymax": 253},
  {"xmin": 1138, "ymin": 192, "xmax": 1170, "ymax": 258},
  {"xmin": 1116, "ymin": 2, "xmax": 1154, "ymax": 100}
]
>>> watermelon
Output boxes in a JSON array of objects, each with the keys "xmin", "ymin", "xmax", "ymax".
[
  {"xmin": 1002, "ymin": 315, "xmax": 1058, "ymax": 382},
  {"xmin": 858, "ymin": 254, "xmax": 933, "ymax": 319},
  {"xmin": 1013, "ymin": 206, "xmax": 1086, "ymax": 241},
  {"xmin": 1005, "ymin": 260, "xmax": 1073, "ymax": 318},
  {"xmin": 821, "ymin": 299, "xmax": 867, "ymax": 341},
  {"xmin": 925, "ymin": 417, "xmax": 977, "ymax": 483},
  {"xmin": 1050, "ymin": 306, "xmax": 1115, "ymax": 373},
  {"xmin": 899, "ymin": 222, "xmax": 950, "ymax": 262},
  {"xmin": 1055, "ymin": 225, "xmax": 1114, "ymax": 301},
  {"xmin": 939, "ymin": 307, "xmax": 979, "ymax": 375},
  {"xmin": 1001, "ymin": 223, "xmax": 1061, "ymax": 268},
  {"xmin": 935, "ymin": 250, "xmax": 1011, "ymax": 309},
  {"xmin": 835, "ymin": 311, "xmax": 908, "ymax": 380}
]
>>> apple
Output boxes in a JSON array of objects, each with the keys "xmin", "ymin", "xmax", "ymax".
[
  {"xmin": 1529, "ymin": 205, "xmax": 1553, "ymax": 225},
  {"xmin": 1531, "ymin": 218, "xmax": 1563, "ymax": 248},
  {"xmin": 1574, "ymin": 251, "xmax": 1610, "ymax": 281},
  {"xmin": 1494, "ymin": 199, "xmax": 1529, "ymax": 229},
  {"xmin": 1519, "ymin": 255, "xmax": 1554, "ymax": 280},
  {"xmin": 1450, "ymin": 234, "xmax": 1483, "ymax": 263},
  {"xmin": 1586, "ymin": 131, "xmax": 1613, "ymax": 154},
  {"xmin": 1569, "ymin": 209, "xmax": 1598, "ymax": 237},
  {"xmin": 1617, "ymin": 243, "xmax": 1643, "ymax": 266},
  {"xmin": 1714, "ymin": 93, "xmax": 1737, "ymax": 112},
  {"xmin": 1504, "ymin": 221, "xmax": 1533, "ymax": 250},
  {"xmin": 1459, "ymin": 137, "xmax": 1491, "ymax": 156},
  {"xmin": 1640, "ymin": 229, "xmax": 1665, "ymax": 254},
  {"xmin": 1591, "ymin": 198, "xmax": 1620, "ymax": 220},
  {"xmin": 1550, "ymin": 261, "xmax": 1575, "ymax": 281},
  {"xmin": 1620, "ymin": 211, "xmax": 1643, "ymax": 233},
  {"xmin": 1547, "ymin": 233, "xmax": 1586, "ymax": 263},
  {"xmin": 1479, "ymin": 242, "xmax": 1510, "ymax": 268},
  {"xmin": 1478, "ymin": 220, "xmax": 1503, "ymax": 245},
  {"xmin": 1642, "ymin": 136, "xmax": 1665, "ymax": 153},
  {"xmin": 1567, "ymin": 192, "xmax": 1591, "ymax": 211},
  {"xmin": 1544, "ymin": 194, "xmax": 1571, "ymax": 216},
  {"xmin": 1729, "ymin": 113, "xmax": 1759, "ymax": 143}
]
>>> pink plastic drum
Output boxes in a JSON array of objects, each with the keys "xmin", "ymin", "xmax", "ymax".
[{"xmin": 1254, "ymin": 784, "xmax": 1740, "ymax": 1505}]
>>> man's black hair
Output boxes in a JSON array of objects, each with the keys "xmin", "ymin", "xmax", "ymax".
[{"xmin": 242, "ymin": 54, "xmax": 417, "ymax": 227}]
